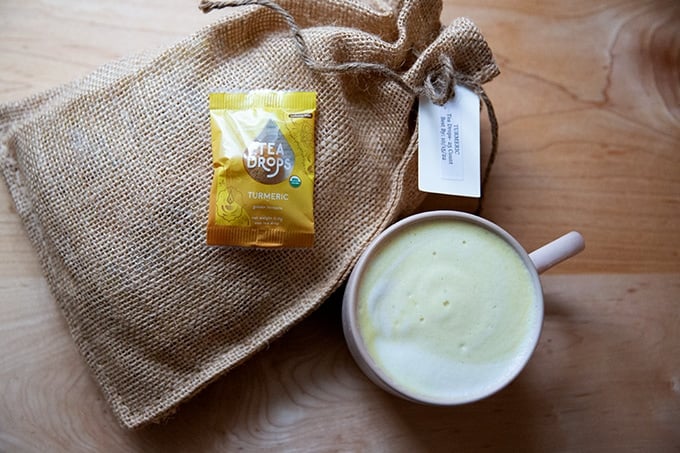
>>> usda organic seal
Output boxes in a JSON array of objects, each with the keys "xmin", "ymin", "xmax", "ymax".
[{"xmin": 289, "ymin": 175, "xmax": 302, "ymax": 188}]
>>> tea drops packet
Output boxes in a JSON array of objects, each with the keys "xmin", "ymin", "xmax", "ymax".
[{"xmin": 207, "ymin": 90, "xmax": 317, "ymax": 247}]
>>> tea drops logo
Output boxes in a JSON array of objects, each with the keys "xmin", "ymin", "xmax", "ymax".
[{"xmin": 243, "ymin": 119, "xmax": 295, "ymax": 184}]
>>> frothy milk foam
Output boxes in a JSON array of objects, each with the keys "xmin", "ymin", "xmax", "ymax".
[{"xmin": 356, "ymin": 219, "xmax": 541, "ymax": 403}]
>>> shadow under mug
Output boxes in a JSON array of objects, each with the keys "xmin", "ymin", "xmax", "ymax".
[{"xmin": 342, "ymin": 210, "xmax": 585, "ymax": 405}]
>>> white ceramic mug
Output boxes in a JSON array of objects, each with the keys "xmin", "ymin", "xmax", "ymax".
[{"xmin": 342, "ymin": 210, "xmax": 584, "ymax": 405}]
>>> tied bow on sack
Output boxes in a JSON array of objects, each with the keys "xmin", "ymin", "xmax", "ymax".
[{"xmin": 0, "ymin": 0, "xmax": 498, "ymax": 428}]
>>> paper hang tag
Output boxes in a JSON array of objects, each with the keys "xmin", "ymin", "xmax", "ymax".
[{"xmin": 417, "ymin": 85, "xmax": 481, "ymax": 198}]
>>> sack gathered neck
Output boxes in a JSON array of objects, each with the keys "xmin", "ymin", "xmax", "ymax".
[{"xmin": 201, "ymin": 0, "xmax": 499, "ymax": 210}]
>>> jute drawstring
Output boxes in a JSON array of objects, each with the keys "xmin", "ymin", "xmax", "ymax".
[
  {"xmin": 418, "ymin": 52, "xmax": 499, "ymax": 213},
  {"xmin": 200, "ymin": 0, "xmax": 499, "ymax": 213}
]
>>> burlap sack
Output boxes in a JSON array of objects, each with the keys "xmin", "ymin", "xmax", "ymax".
[{"xmin": 0, "ymin": 0, "xmax": 498, "ymax": 428}]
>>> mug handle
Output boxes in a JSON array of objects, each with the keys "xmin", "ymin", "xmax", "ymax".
[{"xmin": 529, "ymin": 231, "xmax": 585, "ymax": 274}]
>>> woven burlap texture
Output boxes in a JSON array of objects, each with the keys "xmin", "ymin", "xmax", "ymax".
[{"xmin": 0, "ymin": 0, "xmax": 498, "ymax": 428}]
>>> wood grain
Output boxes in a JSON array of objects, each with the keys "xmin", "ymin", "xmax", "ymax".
[
  {"xmin": 1, "ymin": 275, "xmax": 679, "ymax": 451},
  {"xmin": 1, "ymin": 0, "xmax": 679, "ymax": 451},
  {"xmin": 428, "ymin": 0, "xmax": 680, "ymax": 274}
]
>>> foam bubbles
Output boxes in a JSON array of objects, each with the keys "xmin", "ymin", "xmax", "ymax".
[{"xmin": 357, "ymin": 219, "xmax": 540, "ymax": 402}]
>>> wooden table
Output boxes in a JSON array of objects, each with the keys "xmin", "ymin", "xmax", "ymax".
[{"xmin": 1, "ymin": 0, "xmax": 678, "ymax": 450}]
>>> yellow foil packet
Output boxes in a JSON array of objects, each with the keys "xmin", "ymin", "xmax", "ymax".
[{"xmin": 207, "ymin": 91, "xmax": 317, "ymax": 247}]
